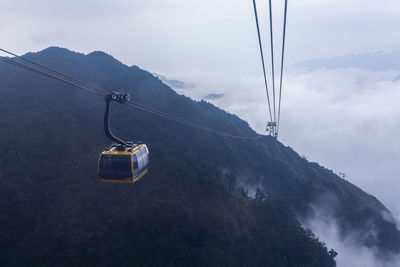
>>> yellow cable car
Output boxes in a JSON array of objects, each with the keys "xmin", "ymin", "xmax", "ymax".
[
  {"xmin": 98, "ymin": 91, "xmax": 149, "ymax": 184},
  {"xmin": 98, "ymin": 144, "xmax": 149, "ymax": 183}
]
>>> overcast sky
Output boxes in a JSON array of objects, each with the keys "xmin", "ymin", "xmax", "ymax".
[
  {"xmin": 1, "ymin": 1, "xmax": 400, "ymax": 264},
  {"xmin": 1, "ymin": 0, "xmax": 400, "ymax": 72}
]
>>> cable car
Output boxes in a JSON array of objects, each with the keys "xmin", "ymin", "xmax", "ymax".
[
  {"xmin": 98, "ymin": 143, "xmax": 149, "ymax": 183},
  {"xmin": 98, "ymin": 91, "xmax": 149, "ymax": 183}
]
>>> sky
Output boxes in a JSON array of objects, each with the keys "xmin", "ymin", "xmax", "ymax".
[
  {"xmin": 1, "ymin": 0, "xmax": 400, "ymax": 72},
  {"xmin": 1, "ymin": 0, "xmax": 400, "ymax": 264}
]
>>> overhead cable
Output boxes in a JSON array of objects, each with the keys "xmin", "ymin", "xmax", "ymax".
[
  {"xmin": 251, "ymin": 0, "xmax": 273, "ymax": 122},
  {"xmin": 0, "ymin": 50, "xmax": 261, "ymax": 141},
  {"xmin": 268, "ymin": 0, "xmax": 276, "ymax": 122},
  {"xmin": 0, "ymin": 48, "xmax": 108, "ymax": 94},
  {"xmin": 277, "ymin": 0, "xmax": 288, "ymax": 135},
  {"xmin": 0, "ymin": 56, "xmax": 104, "ymax": 96}
]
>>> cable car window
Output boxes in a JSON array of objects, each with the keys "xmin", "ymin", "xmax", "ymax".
[
  {"xmin": 137, "ymin": 155, "xmax": 144, "ymax": 170},
  {"xmin": 141, "ymin": 148, "xmax": 148, "ymax": 166},
  {"xmin": 100, "ymin": 155, "xmax": 131, "ymax": 173},
  {"xmin": 132, "ymin": 154, "xmax": 138, "ymax": 170}
]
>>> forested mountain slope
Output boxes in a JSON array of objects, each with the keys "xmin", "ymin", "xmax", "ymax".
[{"xmin": 0, "ymin": 47, "xmax": 398, "ymax": 266}]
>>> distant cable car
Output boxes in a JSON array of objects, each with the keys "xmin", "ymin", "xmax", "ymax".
[{"xmin": 98, "ymin": 91, "xmax": 149, "ymax": 183}]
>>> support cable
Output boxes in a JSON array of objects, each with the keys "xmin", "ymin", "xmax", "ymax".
[
  {"xmin": 126, "ymin": 102, "xmax": 261, "ymax": 140},
  {"xmin": 0, "ymin": 56, "xmax": 104, "ymax": 96},
  {"xmin": 0, "ymin": 48, "xmax": 108, "ymax": 94},
  {"xmin": 252, "ymin": 0, "xmax": 273, "ymax": 122},
  {"xmin": 277, "ymin": 0, "xmax": 288, "ymax": 135},
  {"xmin": 0, "ymin": 52, "xmax": 261, "ymax": 141},
  {"xmin": 268, "ymin": 0, "xmax": 276, "ymax": 123}
]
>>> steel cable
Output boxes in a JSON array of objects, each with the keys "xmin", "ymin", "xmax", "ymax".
[
  {"xmin": 251, "ymin": 0, "xmax": 273, "ymax": 122},
  {"xmin": 0, "ymin": 56, "xmax": 104, "ymax": 96},
  {"xmin": 0, "ymin": 52, "xmax": 261, "ymax": 141},
  {"xmin": 268, "ymin": 0, "xmax": 276, "ymax": 122},
  {"xmin": 0, "ymin": 48, "xmax": 108, "ymax": 94},
  {"xmin": 277, "ymin": 0, "xmax": 288, "ymax": 135},
  {"xmin": 126, "ymin": 102, "xmax": 261, "ymax": 140}
]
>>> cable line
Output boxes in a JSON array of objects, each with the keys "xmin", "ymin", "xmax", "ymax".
[
  {"xmin": 0, "ymin": 50, "xmax": 261, "ymax": 141},
  {"xmin": 127, "ymin": 102, "xmax": 261, "ymax": 140},
  {"xmin": 277, "ymin": 0, "xmax": 288, "ymax": 135},
  {"xmin": 268, "ymin": 0, "xmax": 276, "ymax": 123},
  {"xmin": 0, "ymin": 56, "xmax": 104, "ymax": 96},
  {"xmin": 0, "ymin": 48, "xmax": 108, "ymax": 94},
  {"xmin": 251, "ymin": 0, "xmax": 289, "ymax": 138},
  {"xmin": 251, "ymin": 0, "xmax": 273, "ymax": 122}
]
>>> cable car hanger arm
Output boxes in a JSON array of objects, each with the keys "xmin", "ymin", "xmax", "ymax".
[{"xmin": 104, "ymin": 91, "xmax": 131, "ymax": 146}]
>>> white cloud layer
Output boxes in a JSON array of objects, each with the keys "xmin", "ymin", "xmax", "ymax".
[
  {"xmin": 303, "ymin": 204, "xmax": 400, "ymax": 267},
  {"xmin": 164, "ymin": 66, "xmax": 400, "ymax": 224}
]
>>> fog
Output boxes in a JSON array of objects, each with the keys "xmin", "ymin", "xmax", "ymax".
[
  {"xmin": 303, "ymin": 199, "xmax": 400, "ymax": 267},
  {"xmin": 162, "ymin": 64, "xmax": 400, "ymax": 224}
]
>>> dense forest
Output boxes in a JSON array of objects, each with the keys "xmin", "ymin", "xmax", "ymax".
[{"xmin": 0, "ymin": 47, "xmax": 398, "ymax": 266}]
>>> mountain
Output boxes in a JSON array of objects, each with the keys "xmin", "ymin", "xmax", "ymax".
[
  {"xmin": 292, "ymin": 50, "xmax": 400, "ymax": 71},
  {"xmin": 0, "ymin": 47, "xmax": 336, "ymax": 267},
  {"xmin": 0, "ymin": 47, "xmax": 399, "ymax": 266}
]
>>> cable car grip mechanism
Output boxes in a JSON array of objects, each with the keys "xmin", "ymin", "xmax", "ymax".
[{"xmin": 104, "ymin": 91, "xmax": 131, "ymax": 148}]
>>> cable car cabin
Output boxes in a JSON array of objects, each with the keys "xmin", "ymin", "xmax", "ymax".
[
  {"xmin": 98, "ymin": 91, "xmax": 149, "ymax": 184},
  {"xmin": 98, "ymin": 144, "xmax": 149, "ymax": 184}
]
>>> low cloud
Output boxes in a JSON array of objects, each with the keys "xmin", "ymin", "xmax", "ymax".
[
  {"xmin": 303, "ymin": 202, "xmax": 400, "ymax": 267},
  {"xmin": 164, "ymin": 66, "xmax": 400, "ymax": 265},
  {"xmin": 162, "ymin": 66, "xmax": 400, "ymax": 226}
]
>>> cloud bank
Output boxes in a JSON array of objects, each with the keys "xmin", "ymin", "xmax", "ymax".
[
  {"xmin": 303, "ymin": 201, "xmax": 400, "ymax": 267},
  {"xmin": 163, "ymin": 65, "xmax": 400, "ymax": 265},
  {"xmin": 162, "ymin": 64, "xmax": 400, "ymax": 225}
]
